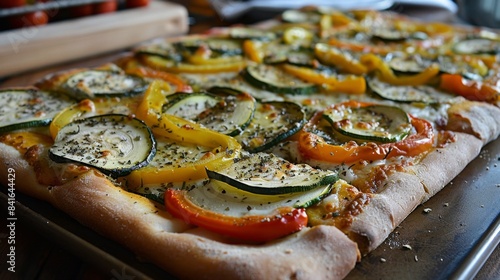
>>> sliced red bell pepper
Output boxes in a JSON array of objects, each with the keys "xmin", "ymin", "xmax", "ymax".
[
  {"xmin": 165, "ymin": 188, "xmax": 308, "ymax": 242},
  {"xmin": 122, "ymin": 63, "xmax": 193, "ymax": 93},
  {"xmin": 297, "ymin": 101, "xmax": 435, "ymax": 164},
  {"xmin": 439, "ymin": 73, "xmax": 498, "ymax": 102}
]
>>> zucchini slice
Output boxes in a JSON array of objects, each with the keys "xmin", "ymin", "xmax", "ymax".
[
  {"xmin": 185, "ymin": 178, "xmax": 333, "ymax": 217},
  {"xmin": 49, "ymin": 96, "xmax": 141, "ymax": 139},
  {"xmin": 283, "ymin": 26, "xmax": 315, "ymax": 47},
  {"xmin": 174, "ymin": 38, "xmax": 243, "ymax": 56},
  {"xmin": 261, "ymin": 42, "xmax": 298, "ymax": 64},
  {"xmin": 206, "ymin": 152, "xmax": 338, "ymax": 195},
  {"xmin": 371, "ymin": 29, "xmax": 409, "ymax": 42},
  {"xmin": 235, "ymin": 101, "xmax": 306, "ymax": 152},
  {"xmin": 135, "ymin": 43, "xmax": 183, "ymax": 61},
  {"xmin": 0, "ymin": 89, "xmax": 75, "ymax": 133},
  {"xmin": 386, "ymin": 55, "xmax": 431, "ymax": 74},
  {"xmin": 163, "ymin": 89, "xmax": 256, "ymax": 136},
  {"xmin": 323, "ymin": 105, "xmax": 412, "ymax": 143},
  {"xmin": 371, "ymin": 29, "xmax": 427, "ymax": 42},
  {"xmin": 164, "ymin": 92, "xmax": 221, "ymax": 120},
  {"xmin": 242, "ymin": 64, "xmax": 317, "ymax": 95},
  {"xmin": 453, "ymin": 38, "xmax": 500, "ymax": 55},
  {"xmin": 49, "ymin": 114, "xmax": 156, "ymax": 177},
  {"xmin": 62, "ymin": 70, "xmax": 149, "ymax": 99},
  {"xmin": 229, "ymin": 27, "xmax": 276, "ymax": 41},
  {"xmin": 281, "ymin": 9, "xmax": 321, "ymax": 23},
  {"xmin": 367, "ymin": 77, "xmax": 455, "ymax": 104},
  {"xmin": 436, "ymin": 55, "xmax": 488, "ymax": 80},
  {"xmin": 265, "ymin": 49, "xmax": 316, "ymax": 67},
  {"xmin": 140, "ymin": 53, "xmax": 246, "ymax": 73}
]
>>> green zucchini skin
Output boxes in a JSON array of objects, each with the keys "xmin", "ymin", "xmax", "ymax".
[
  {"xmin": 49, "ymin": 114, "xmax": 156, "ymax": 177},
  {"xmin": 163, "ymin": 89, "xmax": 256, "ymax": 137},
  {"xmin": 264, "ymin": 49, "xmax": 317, "ymax": 67},
  {"xmin": 229, "ymin": 27, "xmax": 277, "ymax": 41},
  {"xmin": 186, "ymin": 153, "xmax": 337, "ymax": 216},
  {"xmin": 164, "ymin": 92, "xmax": 221, "ymax": 120},
  {"xmin": 436, "ymin": 55, "xmax": 487, "ymax": 81},
  {"xmin": 235, "ymin": 101, "xmax": 306, "ymax": 153},
  {"xmin": 206, "ymin": 152, "xmax": 338, "ymax": 195},
  {"xmin": 281, "ymin": 9, "xmax": 322, "ymax": 23},
  {"xmin": 453, "ymin": 38, "xmax": 500, "ymax": 55},
  {"xmin": 185, "ymin": 178, "xmax": 333, "ymax": 217},
  {"xmin": 174, "ymin": 37, "xmax": 244, "ymax": 57},
  {"xmin": 62, "ymin": 70, "xmax": 149, "ymax": 100},
  {"xmin": 242, "ymin": 64, "xmax": 317, "ymax": 95},
  {"xmin": 385, "ymin": 52, "xmax": 487, "ymax": 81},
  {"xmin": 367, "ymin": 77, "xmax": 455, "ymax": 104},
  {"xmin": 386, "ymin": 55, "xmax": 431, "ymax": 74},
  {"xmin": 323, "ymin": 105, "xmax": 412, "ymax": 143},
  {"xmin": 0, "ymin": 88, "xmax": 75, "ymax": 133},
  {"xmin": 370, "ymin": 29, "xmax": 427, "ymax": 42},
  {"xmin": 136, "ymin": 42, "xmax": 183, "ymax": 61}
]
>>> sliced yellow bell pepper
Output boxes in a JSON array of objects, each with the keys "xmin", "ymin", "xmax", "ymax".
[
  {"xmin": 314, "ymin": 43, "xmax": 368, "ymax": 75},
  {"xmin": 140, "ymin": 55, "xmax": 246, "ymax": 73},
  {"xmin": 152, "ymin": 114, "xmax": 241, "ymax": 152},
  {"xmin": 395, "ymin": 20, "xmax": 453, "ymax": 36},
  {"xmin": 242, "ymin": 39, "xmax": 265, "ymax": 63},
  {"xmin": 129, "ymin": 80, "xmax": 242, "ymax": 186},
  {"xmin": 319, "ymin": 13, "xmax": 356, "ymax": 38},
  {"xmin": 126, "ymin": 123, "xmax": 240, "ymax": 186},
  {"xmin": 283, "ymin": 26, "xmax": 314, "ymax": 46},
  {"xmin": 331, "ymin": 75, "xmax": 367, "ymax": 94},
  {"xmin": 327, "ymin": 37, "xmax": 393, "ymax": 55},
  {"xmin": 280, "ymin": 64, "xmax": 366, "ymax": 94},
  {"xmin": 449, "ymin": 54, "xmax": 490, "ymax": 77},
  {"xmin": 360, "ymin": 53, "xmax": 440, "ymax": 86},
  {"xmin": 269, "ymin": 22, "xmax": 317, "ymax": 33},
  {"xmin": 134, "ymin": 80, "xmax": 172, "ymax": 126},
  {"xmin": 127, "ymin": 115, "xmax": 241, "ymax": 186},
  {"xmin": 319, "ymin": 14, "xmax": 333, "ymax": 38},
  {"xmin": 186, "ymin": 46, "xmax": 245, "ymax": 65},
  {"xmin": 476, "ymin": 54, "xmax": 498, "ymax": 70}
]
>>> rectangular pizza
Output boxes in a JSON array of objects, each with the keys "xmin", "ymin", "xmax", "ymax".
[{"xmin": 1, "ymin": 6, "xmax": 500, "ymax": 279}]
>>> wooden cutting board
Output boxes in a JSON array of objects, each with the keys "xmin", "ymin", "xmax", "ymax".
[{"xmin": 0, "ymin": 1, "xmax": 188, "ymax": 78}]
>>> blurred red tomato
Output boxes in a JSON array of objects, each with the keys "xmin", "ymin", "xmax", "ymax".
[
  {"xmin": 126, "ymin": 0, "xmax": 149, "ymax": 8},
  {"xmin": 69, "ymin": 4, "xmax": 93, "ymax": 17},
  {"xmin": 0, "ymin": 0, "xmax": 26, "ymax": 8},
  {"xmin": 93, "ymin": 0, "xmax": 117, "ymax": 14},
  {"xmin": 9, "ymin": 11, "xmax": 49, "ymax": 28}
]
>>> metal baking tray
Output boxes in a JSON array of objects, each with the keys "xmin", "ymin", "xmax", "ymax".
[
  {"xmin": 346, "ymin": 138, "xmax": 500, "ymax": 279},
  {"xmin": 1, "ymin": 137, "xmax": 499, "ymax": 279}
]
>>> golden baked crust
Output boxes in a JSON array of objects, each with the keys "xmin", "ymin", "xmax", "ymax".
[
  {"xmin": 446, "ymin": 101, "xmax": 500, "ymax": 144},
  {"xmin": 0, "ymin": 142, "xmax": 359, "ymax": 280},
  {"xmin": 34, "ymin": 68, "xmax": 83, "ymax": 92},
  {"xmin": 348, "ymin": 171, "xmax": 425, "ymax": 254},
  {"xmin": 344, "ymin": 132, "xmax": 484, "ymax": 254},
  {"xmin": 414, "ymin": 133, "xmax": 484, "ymax": 201}
]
